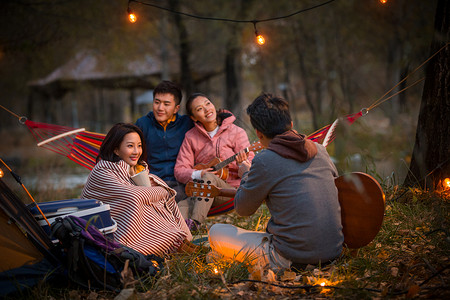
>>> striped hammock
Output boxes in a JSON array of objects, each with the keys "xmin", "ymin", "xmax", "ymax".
[
  {"xmin": 24, "ymin": 111, "xmax": 363, "ymax": 217},
  {"xmin": 25, "ymin": 120, "xmax": 105, "ymax": 170}
]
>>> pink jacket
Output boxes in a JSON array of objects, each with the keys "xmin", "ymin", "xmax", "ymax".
[{"xmin": 174, "ymin": 113, "xmax": 254, "ymax": 188}]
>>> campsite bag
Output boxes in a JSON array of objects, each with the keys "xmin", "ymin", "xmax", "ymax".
[{"xmin": 51, "ymin": 215, "xmax": 164, "ymax": 291}]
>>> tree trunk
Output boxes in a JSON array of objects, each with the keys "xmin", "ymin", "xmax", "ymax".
[
  {"xmin": 169, "ymin": 0, "xmax": 194, "ymax": 96},
  {"xmin": 224, "ymin": 33, "xmax": 241, "ymax": 113},
  {"xmin": 403, "ymin": 0, "xmax": 449, "ymax": 190},
  {"xmin": 293, "ymin": 22, "xmax": 319, "ymax": 130}
]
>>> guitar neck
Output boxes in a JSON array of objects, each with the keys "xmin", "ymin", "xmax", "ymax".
[{"xmin": 212, "ymin": 147, "xmax": 249, "ymax": 171}]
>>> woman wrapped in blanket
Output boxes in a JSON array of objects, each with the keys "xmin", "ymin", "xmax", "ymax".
[{"xmin": 81, "ymin": 123, "xmax": 198, "ymax": 256}]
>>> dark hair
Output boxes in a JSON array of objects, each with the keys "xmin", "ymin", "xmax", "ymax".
[
  {"xmin": 153, "ymin": 80, "xmax": 183, "ymax": 105},
  {"xmin": 97, "ymin": 123, "xmax": 147, "ymax": 164},
  {"xmin": 185, "ymin": 92, "xmax": 208, "ymax": 117},
  {"xmin": 246, "ymin": 93, "xmax": 292, "ymax": 138}
]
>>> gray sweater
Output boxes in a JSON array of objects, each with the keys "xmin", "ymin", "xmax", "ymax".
[{"xmin": 234, "ymin": 144, "xmax": 344, "ymax": 264}]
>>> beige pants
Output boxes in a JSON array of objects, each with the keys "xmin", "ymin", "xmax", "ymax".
[
  {"xmin": 178, "ymin": 173, "xmax": 233, "ymax": 223},
  {"xmin": 208, "ymin": 223, "xmax": 291, "ymax": 272}
]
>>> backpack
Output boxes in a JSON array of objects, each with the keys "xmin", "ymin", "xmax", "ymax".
[{"xmin": 51, "ymin": 215, "xmax": 164, "ymax": 291}]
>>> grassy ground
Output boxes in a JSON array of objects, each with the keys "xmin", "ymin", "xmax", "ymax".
[
  {"xmin": 1, "ymin": 126, "xmax": 447, "ymax": 299},
  {"xmin": 10, "ymin": 182, "xmax": 449, "ymax": 299}
]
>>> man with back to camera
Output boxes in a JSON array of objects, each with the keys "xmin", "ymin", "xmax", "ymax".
[
  {"xmin": 208, "ymin": 93, "xmax": 344, "ymax": 272},
  {"xmin": 136, "ymin": 80, "xmax": 193, "ymax": 202}
]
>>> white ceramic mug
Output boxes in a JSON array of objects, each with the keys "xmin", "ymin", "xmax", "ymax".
[{"xmin": 131, "ymin": 170, "xmax": 152, "ymax": 187}]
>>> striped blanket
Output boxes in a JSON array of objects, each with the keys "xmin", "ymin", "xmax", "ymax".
[{"xmin": 81, "ymin": 160, "xmax": 192, "ymax": 256}]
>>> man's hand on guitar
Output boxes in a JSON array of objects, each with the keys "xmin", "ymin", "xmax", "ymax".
[
  {"xmin": 235, "ymin": 149, "xmax": 249, "ymax": 164},
  {"xmin": 236, "ymin": 150, "xmax": 251, "ymax": 178}
]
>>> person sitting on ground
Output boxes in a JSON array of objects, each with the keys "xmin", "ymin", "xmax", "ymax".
[
  {"xmin": 208, "ymin": 93, "xmax": 344, "ymax": 272},
  {"xmin": 81, "ymin": 123, "xmax": 198, "ymax": 256},
  {"xmin": 136, "ymin": 80, "xmax": 193, "ymax": 203},
  {"xmin": 174, "ymin": 93, "xmax": 254, "ymax": 230}
]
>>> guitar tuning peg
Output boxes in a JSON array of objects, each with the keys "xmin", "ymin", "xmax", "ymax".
[
  {"xmin": 204, "ymin": 198, "xmax": 210, "ymax": 202},
  {"xmin": 193, "ymin": 179, "xmax": 198, "ymax": 183},
  {"xmin": 197, "ymin": 197, "xmax": 202, "ymax": 201},
  {"xmin": 207, "ymin": 180, "xmax": 211, "ymax": 184},
  {"xmin": 200, "ymin": 180, "xmax": 204, "ymax": 183}
]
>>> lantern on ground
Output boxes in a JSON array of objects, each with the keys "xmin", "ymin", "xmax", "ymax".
[{"xmin": 443, "ymin": 178, "xmax": 450, "ymax": 190}]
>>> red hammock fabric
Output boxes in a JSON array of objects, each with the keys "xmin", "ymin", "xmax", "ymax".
[
  {"xmin": 25, "ymin": 120, "xmax": 105, "ymax": 170},
  {"xmin": 307, "ymin": 111, "xmax": 363, "ymax": 145}
]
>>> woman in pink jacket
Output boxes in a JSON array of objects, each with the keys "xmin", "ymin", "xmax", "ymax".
[{"xmin": 174, "ymin": 93, "xmax": 254, "ymax": 230}]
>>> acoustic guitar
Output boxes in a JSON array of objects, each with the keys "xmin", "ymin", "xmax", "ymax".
[
  {"xmin": 193, "ymin": 141, "xmax": 264, "ymax": 180},
  {"xmin": 185, "ymin": 172, "xmax": 385, "ymax": 249}
]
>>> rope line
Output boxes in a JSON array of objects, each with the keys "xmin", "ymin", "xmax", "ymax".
[
  {"xmin": 368, "ymin": 77, "xmax": 425, "ymax": 111},
  {"xmin": 367, "ymin": 42, "xmax": 449, "ymax": 112},
  {"xmin": 0, "ymin": 104, "xmax": 21, "ymax": 119}
]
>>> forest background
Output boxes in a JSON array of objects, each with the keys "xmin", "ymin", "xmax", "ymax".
[{"xmin": 0, "ymin": 0, "xmax": 440, "ymax": 192}]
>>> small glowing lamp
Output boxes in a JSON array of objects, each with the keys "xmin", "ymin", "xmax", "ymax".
[
  {"xmin": 0, "ymin": 168, "xmax": 3, "ymax": 178},
  {"xmin": 213, "ymin": 267, "xmax": 219, "ymax": 274},
  {"xmin": 320, "ymin": 281, "xmax": 326, "ymax": 287},
  {"xmin": 253, "ymin": 21, "xmax": 265, "ymax": 45},
  {"xmin": 128, "ymin": 8, "xmax": 137, "ymax": 23},
  {"xmin": 256, "ymin": 34, "xmax": 265, "ymax": 45},
  {"xmin": 443, "ymin": 178, "xmax": 450, "ymax": 190},
  {"xmin": 379, "ymin": 0, "xmax": 387, "ymax": 4}
]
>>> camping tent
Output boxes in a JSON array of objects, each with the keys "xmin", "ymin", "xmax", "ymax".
[{"xmin": 0, "ymin": 178, "xmax": 61, "ymax": 296}]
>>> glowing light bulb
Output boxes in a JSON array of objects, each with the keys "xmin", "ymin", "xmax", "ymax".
[
  {"xmin": 256, "ymin": 34, "xmax": 265, "ymax": 45},
  {"xmin": 214, "ymin": 267, "xmax": 219, "ymax": 274},
  {"xmin": 379, "ymin": 0, "xmax": 387, "ymax": 4},
  {"xmin": 0, "ymin": 168, "xmax": 3, "ymax": 178},
  {"xmin": 443, "ymin": 178, "xmax": 450, "ymax": 189},
  {"xmin": 129, "ymin": 12, "xmax": 137, "ymax": 23},
  {"xmin": 320, "ymin": 281, "xmax": 326, "ymax": 287}
]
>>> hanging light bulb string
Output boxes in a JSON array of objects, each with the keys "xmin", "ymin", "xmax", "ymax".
[
  {"xmin": 128, "ymin": 0, "xmax": 337, "ymax": 43},
  {"xmin": 129, "ymin": 0, "xmax": 337, "ymax": 24}
]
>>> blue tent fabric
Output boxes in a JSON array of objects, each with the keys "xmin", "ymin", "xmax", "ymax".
[{"xmin": 0, "ymin": 258, "xmax": 60, "ymax": 296}]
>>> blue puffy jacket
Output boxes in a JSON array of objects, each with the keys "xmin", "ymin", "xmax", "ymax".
[{"xmin": 136, "ymin": 112, "xmax": 193, "ymax": 181}]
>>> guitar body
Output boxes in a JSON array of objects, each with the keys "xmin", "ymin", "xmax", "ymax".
[
  {"xmin": 193, "ymin": 157, "xmax": 229, "ymax": 180},
  {"xmin": 335, "ymin": 172, "xmax": 385, "ymax": 249}
]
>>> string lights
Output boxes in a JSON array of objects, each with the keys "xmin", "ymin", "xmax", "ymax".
[{"xmin": 126, "ymin": 0, "xmax": 337, "ymax": 45}]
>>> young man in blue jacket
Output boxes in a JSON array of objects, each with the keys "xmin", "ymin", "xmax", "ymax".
[{"xmin": 136, "ymin": 80, "xmax": 193, "ymax": 202}]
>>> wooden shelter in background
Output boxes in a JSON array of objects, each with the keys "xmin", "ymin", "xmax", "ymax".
[{"xmin": 27, "ymin": 50, "xmax": 163, "ymax": 131}]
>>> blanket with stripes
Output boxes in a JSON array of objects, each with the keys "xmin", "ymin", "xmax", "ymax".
[{"xmin": 81, "ymin": 160, "xmax": 191, "ymax": 256}]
